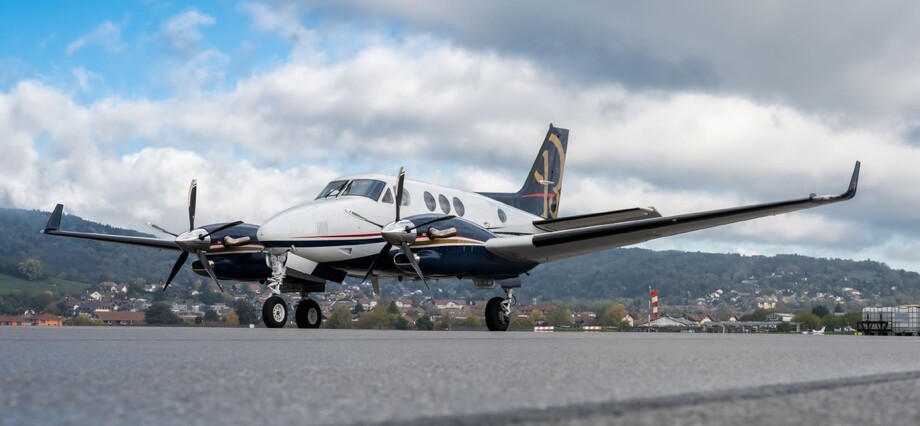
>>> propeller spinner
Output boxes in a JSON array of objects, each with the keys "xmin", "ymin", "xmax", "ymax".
[
  {"xmin": 346, "ymin": 167, "xmax": 454, "ymax": 295},
  {"xmin": 148, "ymin": 179, "xmax": 243, "ymax": 292}
]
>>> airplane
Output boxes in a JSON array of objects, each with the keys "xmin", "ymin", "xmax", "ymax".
[
  {"xmin": 44, "ymin": 124, "xmax": 860, "ymax": 331},
  {"xmin": 802, "ymin": 326, "xmax": 826, "ymax": 335}
]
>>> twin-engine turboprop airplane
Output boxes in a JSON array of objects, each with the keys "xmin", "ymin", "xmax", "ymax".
[{"xmin": 43, "ymin": 124, "xmax": 860, "ymax": 331}]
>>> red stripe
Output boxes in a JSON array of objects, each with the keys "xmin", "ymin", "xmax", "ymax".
[{"xmin": 521, "ymin": 193, "xmax": 558, "ymax": 198}]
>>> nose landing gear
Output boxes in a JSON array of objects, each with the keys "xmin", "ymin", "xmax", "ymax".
[{"xmin": 485, "ymin": 288, "xmax": 514, "ymax": 331}]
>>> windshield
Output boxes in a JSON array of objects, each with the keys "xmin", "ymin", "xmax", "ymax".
[
  {"xmin": 342, "ymin": 179, "xmax": 386, "ymax": 200},
  {"xmin": 315, "ymin": 180, "xmax": 348, "ymax": 199}
]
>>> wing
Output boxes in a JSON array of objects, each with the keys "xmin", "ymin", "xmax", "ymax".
[
  {"xmin": 486, "ymin": 162, "xmax": 860, "ymax": 263},
  {"xmin": 533, "ymin": 207, "xmax": 661, "ymax": 232},
  {"xmin": 42, "ymin": 204, "xmax": 180, "ymax": 251}
]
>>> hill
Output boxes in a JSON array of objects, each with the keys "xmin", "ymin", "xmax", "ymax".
[
  {"xmin": 0, "ymin": 207, "xmax": 196, "ymax": 293},
  {"xmin": 1, "ymin": 207, "xmax": 917, "ymax": 312}
]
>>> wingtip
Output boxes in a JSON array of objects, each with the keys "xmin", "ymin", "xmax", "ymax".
[
  {"xmin": 43, "ymin": 204, "xmax": 64, "ymax": 233},
  {"xmin": 844, "ymin": 160, "xmax": 860, "ymax": 199}
]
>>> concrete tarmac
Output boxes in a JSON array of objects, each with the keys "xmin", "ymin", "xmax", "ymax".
[{"xmin": 1, "ymin": 327, "xmax": 919, "ymax": 425}]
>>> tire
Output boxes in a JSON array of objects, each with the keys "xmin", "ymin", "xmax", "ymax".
[
  {"xmin": 296, "ymin": 299, "xmax": 322, "ymax": 329},
  {"xmin": 485, "ymin": 296, "xmax": 509, "ymax": 331},
  {"xmin": 262, "ymin": 296, "xmax": 288, "ymax": 328}
]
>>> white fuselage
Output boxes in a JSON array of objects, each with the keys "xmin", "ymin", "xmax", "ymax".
[{"xmin": 257, "ymin": 173, "xmax": 542, "ymax": 272}]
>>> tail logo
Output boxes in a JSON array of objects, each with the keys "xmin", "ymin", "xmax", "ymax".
[{"xmin": 532, "ymin": 133, "xmax": 566, "ymax": 219}]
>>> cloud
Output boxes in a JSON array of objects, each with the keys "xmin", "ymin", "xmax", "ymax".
[
  {"xmin": 4, "ymin": 8, "xmax": 920, "ymax": 271},
  {"xmin": 161, "ymin": 9, "xmax": 216, "ymax": 58},
  {"xmin": 72, "ymin": 67, "xmax": 101, "ymax": 92},
  {"xmin": 67, "ymin": 21, "xmax": 124, "ymax": 56}
]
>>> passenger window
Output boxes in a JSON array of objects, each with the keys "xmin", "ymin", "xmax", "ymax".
[
  {"xmin": 424, "ymin": 191, "xmax": 436, "ymax": 212},
  {"xmin": 438, "ymin": 194, "xmax": 451, "ymax": 214},
  {"xmin": 498, "ymin": 208, "xmax": 507, "ymax": 223},
  {"xmin": 452, "ymin": 197, "xmax": 465, "ymax": 216},
  {"xmin": 382, "ymin": 188, "xmax": 394, "ymax": 204}
]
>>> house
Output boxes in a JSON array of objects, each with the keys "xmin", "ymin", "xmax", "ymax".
[
  {"xmin": 88, "ymin": 291, "xmax": 103, "ymax": 301},
  {"xmin": 433, "ymin": 299, "xmax": 465, "ymax": 311},
  {"xmin": 94, "ymin": 311, "xmax": 145, "ymax": 325},
  {"xmin": 684, "ymin": 313, "xmax": 715, "ymax": 325},
  {"xmin": 395, "ymin": 298, "xmax": 414, "ymax": 308},
  {"xmin": 574, "ymin": 311, "xmax": 597, "ymax": 325},
  {"xmin": 646, "ymin": 316, "xmax": 696, "ymax": 328},
  {"xmin": 0, "ymin": 316, "xmax": 28, "ymax": 326},
  {"xmin": 30, "ymin": 313, "xmax": 63, "ymax": 326},
  {"xmin": 767, "ymin": 313, "xmax": 795, "ymax": 323}
]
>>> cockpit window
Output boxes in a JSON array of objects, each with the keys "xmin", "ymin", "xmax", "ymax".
[
  {"xmin": 316, "ymin": 180, "xmax": 348, "ymax": 199},
  {"xmin": 342, "ymin": 179, "xmax": 386, "ymax": 200},
  {"xmin": 381, "ymin": 188, "xmax": 394, "ymax": 204}
]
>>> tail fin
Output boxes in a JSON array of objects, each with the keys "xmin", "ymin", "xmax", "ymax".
[{"xmin": 479, "ymin": 124, "xmax": 569, "ymax": 219}]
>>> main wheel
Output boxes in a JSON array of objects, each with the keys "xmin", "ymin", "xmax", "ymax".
[
  {"xmin": 485, "ymin": 296, "xmax": 510, "ymax": 331},
  {"xmin": 262, "ymin": 296, "xmax": 288, "ymax": 328},
  {"xmin": 295, "ymin": 299, "xmax": 322, "ymax": 329}
]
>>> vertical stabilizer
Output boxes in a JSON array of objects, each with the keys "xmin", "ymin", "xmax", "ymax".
[{"xmin": 478, "ymin": 124, "xmax": 569, "ymax": 219}]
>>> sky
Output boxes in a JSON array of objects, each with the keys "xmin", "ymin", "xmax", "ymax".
[{"xmin": 2, "ymin": 1, "xmax": 920, "ymax": 272}]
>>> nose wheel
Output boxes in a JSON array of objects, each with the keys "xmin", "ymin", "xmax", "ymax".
[
  {"xmin": 296, "ymin": 298, "xmax": 322, "ymax": 328},
  {"xmin": 262, "ymin": 295, "xmax": 288, "ymax": 328}
]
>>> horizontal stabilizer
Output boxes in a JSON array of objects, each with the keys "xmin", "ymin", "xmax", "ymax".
[{"xmin": 533, "ymin": 207, "xmax": 661, "ymax": 232}]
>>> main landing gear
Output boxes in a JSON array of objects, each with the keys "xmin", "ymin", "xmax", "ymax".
[
  {"xmin": 261, "ymin": 251, "xmax": 323, "ymax": 329},
  {"xmin": 261, "ymin": 295, "xmax": 322, "ymax": 328},
  {"xmin": 485, "ymin": 288, "xmax": 514, "ymax": 331}
]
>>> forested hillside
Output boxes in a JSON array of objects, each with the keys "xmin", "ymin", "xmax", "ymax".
[
  {"xmin": 0, "ymin": 208, "xmax": 194, "ymax": 286},
  {"xmin": 1, "ymin": 207, "xmax": 917, "ymax": 311}
]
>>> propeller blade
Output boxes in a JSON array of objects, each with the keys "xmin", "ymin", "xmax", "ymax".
[
  {"xmin": 407, "ymin": 215, "xmax": 456, "ymax": 232},
  {"xmin": 394, "ymin": 167, "xmax": 405, "ymax": 221},
  {"xmin": 164, "ymin": 251, "xmax": 190, "ymax": 291},
  {"xmin": 187, "ymin": 179, "xmax": 198, "ymax": 231},
  {"xmin": 361, "ymin": 243, "xmax": 392, "ymax": 292},
  {"xmin": 345, "ymin": 209, "xmax": 385, "ymax": 229},
  {"xmin": 400, "ymin": 241, "xmax": 428, "ymax": 290},
  {"xmin": 196, "ymin": 250, "xmax": 223, "ymax": 292},
  {"xmin": 371, "ymin": 277, "xmax": 380, "ymax": 298},
  {"xmin": 201, "ymin": 220, "xmax": 244, "ymax": 239},
  {"xmin": 147, "ymin": 222, "xmax": 178, "ymax": 237}
]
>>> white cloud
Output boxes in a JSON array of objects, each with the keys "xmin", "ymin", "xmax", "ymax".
[
  {"xmin": 72, "ymin": 67, "xmax": 101, "ymax": 92},
  {"xmin": 66, "ymin": 21, "xmax": 124, "ymax": 56},
  {"xmin": 161, "ymin": 10, "xmax": 216, "ymax": 57},
  {"xmin": 4, "ymin": 21, "xmax": 920, "ymax": 271}
]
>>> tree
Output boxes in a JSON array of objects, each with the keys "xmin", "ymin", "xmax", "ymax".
[
  {"xmin": 203, "ymin": 309, "xmax": 219, "ymax": 323},
  {"xmin": 545, "ymin": 307, "xmax": 573, "ymax": 327},
  {"xmin": 435, "ymin": 312, "xmax": 452, "ymax": 330},
  {"xmin": 811, "ymin": 305, "xmax": 830, "ymax": 318},
  {"xmin": 353, "ymin": 303, "xmax": 365, "ymax": 314},
  {"xmin": 67, "ymin": 313, "xmax": 98, "ymax": 326},
  {"xmin": 356, "ymin": 306, "xmax": 394, "ymax": 329},
  {"xmin": 394, "ymin": 316, "xmax": 410, "ymax": 330},
  {"xmin": 833, "ymin": 303, "xmax": 845, "ymax": 313},
  {"xmin": 17, "ymin": 258, "xmax": 45, "ymax": 281},
  {"xmin": 226, "ymin": 310, "xmax": 240, "ymax": 326},
  {"xmin": 464, "ymin": 315, "xmax": 482, "ymax": 328},
  {"xmin": 386, "ymin": 300, "xmax": 400, "ymax": 315},
  {"xmin": 326, "ymin": 306, "xmax": 353, "ymax": 329},
  {"xmin": 234, "ymin": 301, "xmax": 259, "ymax": 326},
  {"xmin": 145, "ymin": 303, "xmax": 181, "ymax": 325},
  {"xmin": 415, "ymin": 315, "xmax": 434, "ymax": 330},
  {"xmin": 793, "ymin": 310, "xmax": 823, "ymax": 330},
  {"xmin": 600, "ymin": 304, "xmax": 628, "ymax": 326}
]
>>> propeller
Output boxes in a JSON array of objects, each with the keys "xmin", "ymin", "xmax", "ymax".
[
  {"xmin": 147, "ymin": 179, "xmax": 244, "ymax": 292},
  {"xmin": 346, "ymin": 167, "xmax": 455, "ymax": 295}
]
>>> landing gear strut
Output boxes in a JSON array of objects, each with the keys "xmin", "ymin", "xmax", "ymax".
[
  {"xmin": 262, "ymin": 295, "xmax": 288, "ymax": 328},
  {"xmin": 296, "ymin": 297, "xmax": 322, "ymax": 328},
  {"xmin": 485, "ymin": 288, "xmax": 514, "ymax": 331}
]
